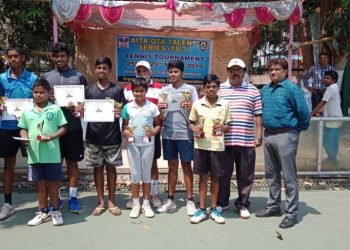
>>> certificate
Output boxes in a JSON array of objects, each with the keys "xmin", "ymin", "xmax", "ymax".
[
  {"xmin": 84, "ymin": 99, "xmax": 114, "ymax": 122},
  {"xmin": 2, "ymin": 99, "xmax": 33, "ymax": 120},
  {"xmin": 54, "ymin": 85, "xmax": 85, "ymax": 106}
]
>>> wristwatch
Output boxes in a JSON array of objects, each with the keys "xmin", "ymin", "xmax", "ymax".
[{"xmin": 255, "ymin": 136, "xmax": 263, "ymax": 141}]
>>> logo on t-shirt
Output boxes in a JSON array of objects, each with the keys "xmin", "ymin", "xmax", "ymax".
[{"xmin": 46, "ymin": 112, "xmax": 54, "ymax": 121}]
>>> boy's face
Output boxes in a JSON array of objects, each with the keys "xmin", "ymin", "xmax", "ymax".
[
  {"xmin": 132, "ymin": 86, "xmax": 147, "ymax": 102},
  {"xmin": 52, "ymin": 51, "xmax": 69, "ymax": 70},
  {"xmin": 33, "ymin": 85, "xmax": 49, "ymax": 104},
  {"xmin": 204, "ymin": 82, "xmax": 219, "ymax": 98},
  {"xmin": 7, "ymin": 49, "xmax": 25, "ymax": 70},
  {"xmin": 168, "ymin": 67, "xmax": 183, "ymax": 84},
  {"xmin": 323, "ymin": 75, "xmax": 335, "ymax": 86},
  {"xmin": 95, "ymin": 63, "xmax": 110, "ymax": 80}
]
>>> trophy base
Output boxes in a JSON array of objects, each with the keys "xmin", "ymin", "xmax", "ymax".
[
  {"xmin": 143, "ymin": 136, "xmax": 151, "ymax": 143},
  {"xmin": 127, "ymin": 137, "xmax": 135, "ymax": 143}
]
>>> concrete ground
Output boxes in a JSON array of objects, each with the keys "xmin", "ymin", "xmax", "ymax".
[{"xmin": 0, "ymin": 190, "xmax": 349, "ymax": 250}]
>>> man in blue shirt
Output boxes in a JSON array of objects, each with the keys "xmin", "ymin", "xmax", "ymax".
[
  {"xmin": 0, "ymin": 44, "xmax": 37, "ymax": 220},
  {"xmin": 256, "ymin": 58, "xmax": 310, "ymax": 229}
]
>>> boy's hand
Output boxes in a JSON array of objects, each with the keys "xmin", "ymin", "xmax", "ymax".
[
  {"xmin": 66, "ymin": 102, "xmax": 75, "ymax": 112},
  {"xmin": 123, "ymin": 129, "xmax": 133, "ymax": 138},
  {"xmin": 157, "ymin": 102, "xmax": 167, "ymax": 109},
  {"xmin": 181, "ymin": 101, "xmax": 192, "ymax": 110},
  {"xmin": 114, "ymin": 107, "xmax": 122, "ymax": 118}
]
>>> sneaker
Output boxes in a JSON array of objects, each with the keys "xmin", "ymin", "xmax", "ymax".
[
  {"xmin": 156, "ymin": 199, "xmax": 177, "ymax": 213},
  {"xmin": 68, "ymin": 197, "xmax": 81, "ymax": 213},
  {"xmin": 126, "ymin": 198, "xmax": 133, "ymax": 209},
  {"xmin": 142, "ymin": 203, "xmax": 155, "ymax": 218},
  {"xmin": 209, "ymin": 209, "xmax": 225, "ymax": 224},
  {"xmin": 27, "ymin": 212, "xmax": 51, "ymax": 226},
  {"xmin": 51, "ymin": 210, "xmax": 64, "ymax": 226},
  {"xmin": 0, "ymin": 203, "xmax": 15, "ymax": 221},
  {"xmin": 190, "ymin": 209, "xmax": 208, "ymax": 224},
  {"xmin": 186, "ymin": 200, "xmax": 196, "ymax": 216},
  {"xmin": 216, "ymin": 205, "xmax": 229, "ymax": 214},
  {"xmin": 130, "ymin": 205, "xmax": 141, "ymax": 218},
  {"xmin": 240, "ymin": 208, "xmax": 251, "ymax": 219},
  {"xmin": 151, "ymin": 195, "xmax": 162, "ymax": 208},
  {"xmin": 48, "ymin": 198, "xmax": 63, "ymax": 212}
]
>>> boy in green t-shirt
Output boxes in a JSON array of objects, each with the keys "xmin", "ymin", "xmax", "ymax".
[{"xmin": 18, "ymin": 78, "xmax": 67, "ymax": 226}]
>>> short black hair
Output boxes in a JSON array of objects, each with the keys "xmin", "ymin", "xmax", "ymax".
[
  {"xmin": 33, "ymin": 78, "xmax": 51, "ymax": 92},
  {"xmin": 6, "ymin": 44, "xmax": 25, "ymax": 56},
  {"xmin": 51, "ymin": 42, "xmax": 71, "ymax": 56},
  {"xmin": 132, "ymin": 77, "xmax": 148, "ymax": 91},
  {"xmin": 325, "ymin": 70, "xmax": 338, "ymax": 82},
  {"xmin": 319, "ymin": 52, "xmax": 329, "ymax": 58},
  {"xmin": 95, "ymin": 56, "xmax": 112, "ymax": 70},
  {"xmin": 167, "ymin": 60, "xmax": 184, "ymax": 72},
  {"xmin": 203, "ymin": 74, "xmax": 220, "ymax": 87}
]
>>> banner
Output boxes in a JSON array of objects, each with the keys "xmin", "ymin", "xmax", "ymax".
[{"xmin": 116, "ymin": 35, "xmax": 211, "ymax": 84}]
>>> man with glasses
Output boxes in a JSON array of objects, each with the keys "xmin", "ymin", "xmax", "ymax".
[{"xmin": 217, "ymin": 58, "xmax": 263, "ymax": 219}]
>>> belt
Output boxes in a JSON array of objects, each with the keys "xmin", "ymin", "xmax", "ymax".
[{"xmin": 265, "ymin": 128, "xmax": 291, "ymax": 135}]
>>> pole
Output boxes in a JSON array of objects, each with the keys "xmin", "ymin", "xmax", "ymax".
[
  {"xmin": 53, "ymin": 16, "xmax": 58, "ymax": 43},
  {"xmin": 288, "ymin": 22, "xmax": 294, "ymax": 81}
]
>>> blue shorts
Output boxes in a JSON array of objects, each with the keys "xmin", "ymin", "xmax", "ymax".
[
  {"xmin": 162, "ymin": 139, "xmax": 194, "ymax": 162},
  {"xmin": 29, "ymin": 163, "xmax": 63, "ymax": 182}
]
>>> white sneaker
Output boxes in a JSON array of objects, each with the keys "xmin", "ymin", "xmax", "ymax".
[
  {"xmin": 28, "ymin": 212, "xmax": 51, "ymax": 226},
  {"xmin": 142, "ymin": 203, "xmax": 155, "ymax": 218},
  {"xmin": 0, "ymin": 203, "xmax": 15, "ymax": 220},
  {"xmin": 186, "ymin": 200, "xmax": 196, "ymax": 216},
  {"xmin": 209, "ymin": 209, "xmax": 225, "ymax": 224},
  {"xmin": 239, "ymin": 208, "xmax": 251, "ymax": 219},
  {"xmin": 156, "ymin": 199, "xmax": 177, "ymax": 213},
  {"xmin": 151, "ymin": 196, "xmax": 162, "ymax": 208},
  {"xmin": 51, "ymin": 210, "xmax": 64, "ymax": 226},
  {"xmin": 130, "ymin": 205, "xmax": 141, "ymax": 218},
  {"xmin": 190, "ymin": 209, "xmax": 208, "ymax": 224},
  {"xmin": 126, "ymin": 198, "xmax": 133, "ymax": 209}
]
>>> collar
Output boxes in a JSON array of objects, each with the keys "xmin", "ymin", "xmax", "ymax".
[
  {"xmin": 199, "ymin": 96, "xmax": 224, "ymax": 107},
  {"xmin": 222, "ymin": 79, "xmax": 248, "ymax": 88},
  {"xmin": 6, "ymin": 67, "xmax": 27, "ymax": 80},
  {"xmin": 131, "ymin": 99, "xmax": 150, "ymax": 108},
  {"xmin": 31, "ymin": 102, "xmax": 52, "ymax": 112},
  {"xmin": 268, "ymin": 78, "xmax": 288, "ymax": 88}
]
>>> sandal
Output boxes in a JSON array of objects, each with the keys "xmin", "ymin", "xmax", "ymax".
[
  {"xmin": 109, "ymin": 206, "xmax": 122, "ymax": 216},
  {"xmin": 92, "ymin": 207, "xmax": 105, "ymax": 216}
]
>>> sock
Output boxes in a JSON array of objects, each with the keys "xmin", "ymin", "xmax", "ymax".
[
  {"xmin": 201, "ymin": 208, "xmax": 207, "ymax": 212},
  {"xmin": 151, "ymin": 180, "xmax": 159, "ymax": 196},
  {"xmin": 168, "ymin": 195, "xmax": 174, "ymax": 201},
  {"xmin": 4, "ymin": 193, "xmax": 12, "ymax": 205},
  {"xmin": 58, "ymin": 189, "xmax": 61, "ymax": 200},
  {"xmin": 133, "ymin": 198, "xmax": 140, "ymax": 206},
  {"xmin": 69, "ymin": 187, "xmax": 78, "ymax": 198},
  {"xmin": 187, "ymin": 197, "xmax": 193, "ymax": 201},
  {"xmin": 143, "ymin": 199, "xmax": 150, "ymax": 206},
  {"xmin": 40, "ymin": 207, "xmax": 48, "ymax": 214}
]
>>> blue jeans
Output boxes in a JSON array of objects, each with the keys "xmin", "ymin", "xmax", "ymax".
[{"xmin": 323, "ymin": 127, "xmax": 340, "ymax": 163}]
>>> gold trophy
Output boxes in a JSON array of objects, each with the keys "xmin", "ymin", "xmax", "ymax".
[
  {"xmin": 126, "ymin": 125, "xmax": 135, "ymax": 143},
  {"xmin": 114, "ymin": 101, "xmax": 123, "ymax": 118},
  {"xmin": 181, "ymin": 91, "xmax": 191, "ymax": 108},
  {"xmin": 196, "ymin": 117, "xmax": 205, "ymax": 139},
  {"xmin": 75, "ymin": 101, "xmax": 84, "ymax": 118},
  {"xmin": 143, "ymin": 124, "xmax": 153, "ymax": 143},
  {"xmin": 212, "ymin": 118, "xmax": 222, "ymax": 136},
  {"xmin": 0, "ymin": 96, "xmax": 6, "ymax": 111},
  {"xmin": 36, "ymin": 120, "xmax": 47, "ymax": 141},
  {"xmin": 159, "ymin": 93, "xmax": 168, "ymax": 109}
]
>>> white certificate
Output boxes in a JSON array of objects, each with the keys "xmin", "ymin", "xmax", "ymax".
[
  {"xmin": 84, "ymin": 99, "xmax": 114, "ymax": 122},
  {"xmin": 54, "ymin": 85, "xmax": 85, "ymax": 107},
  {"xmin": 2, "ymin": 99, "xmax": 33, "ymax": 120}
]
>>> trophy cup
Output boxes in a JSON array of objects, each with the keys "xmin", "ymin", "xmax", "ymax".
[
  {"xmin": 195, "ymin": 117, "xmax": 205, "ymax": 139},
  {"xmin": 143, "ymin": 124, "xmax": 153, "ymax": 143},
  {"xmin": 114, "ymin": 101, "xmax": 123, "ymax": 118},
  {"xmin": 159, "ymin": 93, "xmax": 168, "ymax": 109},
  {"xmin": 212, "ymin": 118, "xmax": 222, "ymax": 136},
  {"xmin": 36, "ymin": 120, "xmax": 48, "ymax": 141},
  {"xmin": 181, "ymin": 91, "xmax": 191, "ymax": 108},
  {"xmin": 0, "ymin": 96, "xmax": 6, "ymax": 111},
  {"xmin": 75, "ymin": 101, "xmax": 84, "ymax": 118},
  {"xmin": 126, "ymin": 125, "xmax": 135, "ymax": 143}
]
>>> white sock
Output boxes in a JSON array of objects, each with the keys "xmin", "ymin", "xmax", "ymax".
[
  {"xmin": 151, "ymin": 180, "xmax": 159, "ymax": 196},
  {"xmin": 133, "ymin": 198, "xmax": 140, "ymax": 207},
  {"xmin": 69, "ymin": 187, "xmax": 78, "ymax": 198},
  {"xmin": 58, "ymin": 189, "xmax": 61, "ymax": 199},
  {"xmin": 143, "ymin": 199, "xmax": 150, "ymax": 206}
]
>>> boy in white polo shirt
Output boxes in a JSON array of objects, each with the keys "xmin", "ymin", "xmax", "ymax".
[
  {"xmin": 189, "ymin": 74, "xmax": 231, "ymax": 224},
  {"xmin": 311, "ymin": 70, "xmax": 343, "ymax": 164}
]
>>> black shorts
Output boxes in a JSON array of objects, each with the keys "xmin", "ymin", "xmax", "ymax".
[
  {"xmin": 59, "ymin": 129, "xmax": 84, "ymax": 162},
  {"xmin": 29, "ymin": 163, "xmax": 63, "ymax": 182},
  {"xmin": 193, "ymin": 148, "xmax": 228, "ymax": 178},
  {"xmin": 0, "ymin": 129, "xmax": 27, "ymax": 158},
  {"xmin": 153, "ymin": 133, "xmax": 161, "ymax": 160}
]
